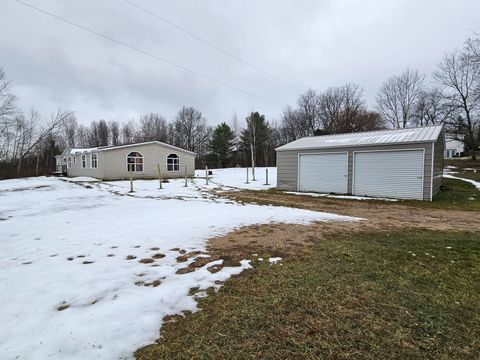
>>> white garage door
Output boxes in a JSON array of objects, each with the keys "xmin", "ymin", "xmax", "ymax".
[
  {"xmin": 353, "ymin": 149, "xmax": 424, "ymax": 200},
  {"xmin": 298, "ymin": 153, "xmax": 348, "ymax": 194}
]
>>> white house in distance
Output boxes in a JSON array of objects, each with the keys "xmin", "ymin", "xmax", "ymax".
[
  {"xmin": 444, "ymin": 136, "xmax": 464, "ymax": 158},
  {"xmin": 55, "ymin": 141, "xmax": 196, "ymax": 180}
]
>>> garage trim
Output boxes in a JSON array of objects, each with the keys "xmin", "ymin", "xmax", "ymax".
[
  {"xmin": 297, "ymin": 151, "xmax": 349, "ymax": 193},
  {"xmin": 352, "ymin": 148, "xmax": 425, "ymax": 200}
]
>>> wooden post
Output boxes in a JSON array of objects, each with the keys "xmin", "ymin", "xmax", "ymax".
[
  {"xmin": 205, "ymin": 166, "xmax": 209, "ymax": 185},
  {"xmin": 184, "ymin": 164, "xmax": 188, "ymax": 187},
  {"xmin": 157, "ymin": 163, "xmax": 162, "ymax": 189},
  {"xmin": 246, "ymin": 167, "xmax": 249, "ymax": 184},
  {"xmin": 129, "ymin": 169, "xmax": 134, "ymax": 192},
  {"xmin": 265, "ymin": 168, "xmax": 269, "ymax": 185},
  {"xmin": 250, "ymin": 143, "xmax": 256, "ymax": 181}
]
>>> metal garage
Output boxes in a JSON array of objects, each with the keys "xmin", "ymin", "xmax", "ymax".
[{"xmin": 275, "ymin": 125, "xmax": 444, "ymax": 201}]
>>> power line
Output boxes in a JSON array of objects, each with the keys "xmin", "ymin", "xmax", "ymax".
[
  {"xmin": 15, "ymin": 0, "xmax": 282, "ymax": 107},
  {"xmin": 124, "ymin": 0, "xmax": 303, "ymax": 92}
]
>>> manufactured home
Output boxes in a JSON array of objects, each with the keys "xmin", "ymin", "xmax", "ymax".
[
  {"xmin": 276, "ymin": 125, "xmax": 444, "ymax": 201},
  {"xmin": 55, "ymin": 141, "xmax": 196, "ymax": 180}
]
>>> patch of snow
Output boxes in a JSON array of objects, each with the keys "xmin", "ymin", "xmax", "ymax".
[
  {"xmin": 63, "ymin": 176, "xmax": 101, "ymax": 183},
  {"xmin": 444, "ymin": 174, "xmax": 480, "ymax": 190},
  {"xmin": 195, "ymin": 167, "xmax": 276, "ymax": 191},
  {"xmin": 0, "ymin": 176, "xmax": 360, "ymax": 360},
  {"xmin": 446, "ymin": 246, "xmax": 452, "ymax": 250},
  {"xmin": 284, "ymin": 191, "xmax": 398, "ymax": 202},
  {"xmin": 269, "ymin": 257, "xmax": 282, "ymax": 264}
]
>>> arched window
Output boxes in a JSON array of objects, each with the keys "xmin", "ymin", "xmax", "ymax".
[
  {"xmin": 127, "ymin": 151, "xmax": 144, "ymax": 172},
  {"xmin": 166, "ymin": 153, "xmax": 180, "ymax": 172}
]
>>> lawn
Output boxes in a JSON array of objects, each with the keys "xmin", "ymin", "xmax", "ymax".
[
  {"xmin": 424, "ymin": 178, "xmax": 480, "ymax": 211},
  {"xmin": 136, "ymin": 230, "xmax": 480, "ymax": 360},
  {"xmin": 0, "ymin": 173, "xmax": 355, "ymax": 360}
]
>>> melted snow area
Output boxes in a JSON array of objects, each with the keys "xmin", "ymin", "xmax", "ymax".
[{"xmin": 0, "ymin": 169, "xmax": 357, "ymax": 360}]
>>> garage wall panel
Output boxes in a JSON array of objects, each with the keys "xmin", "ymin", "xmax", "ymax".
[
  {"xmin": 353, "ymin": 149, "xmax": 424, "ymax": 200},
  {"xmin": 298, "ymin": 153, "xmax": 348, "ymax": 193}
]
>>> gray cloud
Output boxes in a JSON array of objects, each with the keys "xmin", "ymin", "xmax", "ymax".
[{"xmin": 1, "ymin": 0, "xmax": 479, "ymax": 125}]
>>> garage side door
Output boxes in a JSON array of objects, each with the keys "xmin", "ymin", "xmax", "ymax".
[
  {"xmin": 353, "ymin": 150, "xmax": 424, "ymax": 200},
  {"xmin": 298, "ymin": 153, "xmax": 348, "ymax": 194}
]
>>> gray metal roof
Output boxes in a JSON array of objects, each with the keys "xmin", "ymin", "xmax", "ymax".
[
  {"xmin": 68, "ymin": 141, "xmax": 196, "ymax": 156},
  {"xmin": 276, "ymin": 125, "xmax": 443, "ymax": 151}
]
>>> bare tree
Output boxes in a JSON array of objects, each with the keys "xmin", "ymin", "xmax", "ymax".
[
  {"xmin": 376, "ymin": 69, "xmax": 425, "ymax": 128},
  {"xmin": 136, "ymin": 113, "xmax": 168, "ymax": 142},
  {"xmin": 279, "ymin": 105, "xmax": 309, "ymax": 142},
  {"xmin": 317, "ymin": 83, "xmax": 382, "ymax": 133},
  {"xmin": 434, "ymin": 48, "xmax": 480, "ymax": 159},
  {"xmin": 297, "ymin": 88, "xmax": 320, "ymax": 134},
  {"xmin": 121, "ymin": 120, "xmax": 136, "ymax": 144},
  {"xmin": 413, "ymin": 87, "xmax": 457, "ymax": 126},
  {"xmin": 63, "ymin": 114, "xmax": 78, "ymax": 147},
  {"xmin": 76, "ymin": 124, "xmax": 89, "ymax": 148},
  {"xmin": 171, "ymin": 106, "xmax": 211, "ymax": 155},
  {"xmin": 97, "ymin": 119, "xmax": 109, "ymax": 146},
  {"xmin": 14, "ymin": 108, "xmax": 72, "ymax": 174},
  {"xmin": 0, "ymin": 68, "xmax": 17, "ymax": 121},
  {"xmin": 109, "ymin": 120, "xmax": 120, "ymax": 146}
]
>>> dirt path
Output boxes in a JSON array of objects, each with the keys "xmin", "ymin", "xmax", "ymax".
[{"xmin": 207, "ymin": 190, "xmax": 480, "ymax": 257}]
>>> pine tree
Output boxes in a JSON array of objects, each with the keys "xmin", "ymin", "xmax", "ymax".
[{"xmin": 209, "ymin": 122, "xmax": 235, "ymax": 167}]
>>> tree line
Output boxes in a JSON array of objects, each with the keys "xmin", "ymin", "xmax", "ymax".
[{"xmin": 0, "ymin": 35, "xmax": 479, "ymax": 179}]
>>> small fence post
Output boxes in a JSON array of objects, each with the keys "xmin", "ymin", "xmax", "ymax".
[
  {"xmin": 184, "ymin": 164, "xmax": 188, "ymax": 187},
  {"xmin": 246, "ymin": 167, "xmax": 249, "ymax": 184},
  {"xmin": 157, "ymin": 163, "xmax": 162, "ymax": 189},
  {"xmin": 265, "ymin": 168, "xmax": 269, "ymax": 185},
  {"xmin": 205, "ymin": 165, "xmax": 209, "ymax": 185},
  {"xmin": 129, "ymin": 169, "xmax": 134, "ymax": 192}
]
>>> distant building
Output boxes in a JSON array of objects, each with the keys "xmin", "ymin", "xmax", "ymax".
[
  {"xmin": 55, "ymin": 141, "xmax": 196, "ymax": 180},
  {"xmin": 444, "ymin": 136, "xmax": 464, "ymax": 158}
]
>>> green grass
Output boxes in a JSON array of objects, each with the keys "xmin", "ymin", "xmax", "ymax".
[
  {"xmin": 136, "ymin": 231, "xmax": 480, "ymax": 360},
  {"xmin": 424, "ymin": 179, "xmax": 480, "ymax": 211}
]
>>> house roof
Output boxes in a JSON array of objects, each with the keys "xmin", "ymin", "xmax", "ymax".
[
  {"xmin": 66, "ymin": 141, "xmax": 196, "ymax": 156},
  {"xmin": 275, "ymin": 125, "xmax": 444, "ymax": 152}
]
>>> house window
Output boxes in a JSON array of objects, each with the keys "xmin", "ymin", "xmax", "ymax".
[
  {"xmin": 73, "ymin": 156, "xmax": 76, "ymax": 164},
  {"xmin": 127, "ymin": 151, "xmax": 143, "ymax": 172},
  {"xmin": 91, "ymin": 153, "xmax": 98, "ymax": 169},
  {"xmin": 81, "ymin": 154, "xmax": 87, "ymax": 169},
  {"xmin": 167, "ymin": 153, "xmax": 180, "ymax": 172},
  {"xmin": 67, "ymin": 157, "xmax": 72, "ymax": 169}
]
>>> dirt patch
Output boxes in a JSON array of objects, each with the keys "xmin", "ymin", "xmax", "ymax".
[
  {"xmin": 207, "ymin": 190, "xmax": 480, "ymax": 257},
  {"xmin": 126, "ymin": 255, "xmax": 137, "ymax": 260},
  {"xmin": 57, "ymin": 304, "xmax": 69, "ymax": 311},
  {"xmin": 82, "ymin": 261, "xmax": 94, "ymax": 264},
  {"xmin": 152, "ymin": 253, "xmax": 165, "ymax": 259},
  {"xmin": 176, "ymin": 251, "xmax": 202, "ymax": 263},
  {"xmin": 135, "ymin": 280, "xmax": 161, "ymax": 287},
  {"xmin": 107, "ymin": 254, "xmax": 115, "ymax": 257},
  {"xmin": 139, "ymin": 258, "xmax": 154, "ymax": 264},
  {"xmin": 67, "ymin": 257, "xmax": 74, "ymax": 261},
  {"xmin": 150, "ymin": 247, "xmax": 160, "ymax": 251},
  {"xmin": 207, "ymin": 264, "xmax": 224, "ymax": 273}
]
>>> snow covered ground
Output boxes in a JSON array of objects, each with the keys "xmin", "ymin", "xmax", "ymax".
[{"xmin": 0, "ymin": 170, "xmax": 359, "ymax": 360}]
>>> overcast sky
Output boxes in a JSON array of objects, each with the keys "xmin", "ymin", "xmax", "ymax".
[{"xmin": 1, "ymin": 0, "xmax": 479, "ymax": 126}]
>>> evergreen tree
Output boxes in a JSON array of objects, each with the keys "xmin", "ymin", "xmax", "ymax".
[
  {"xmin": 240, "ymin": 112, "xmax": 273, "ymax": 167},
  {"xmin": 209, "ymin": 122, "xmax": 235, "ymax": 167}
]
